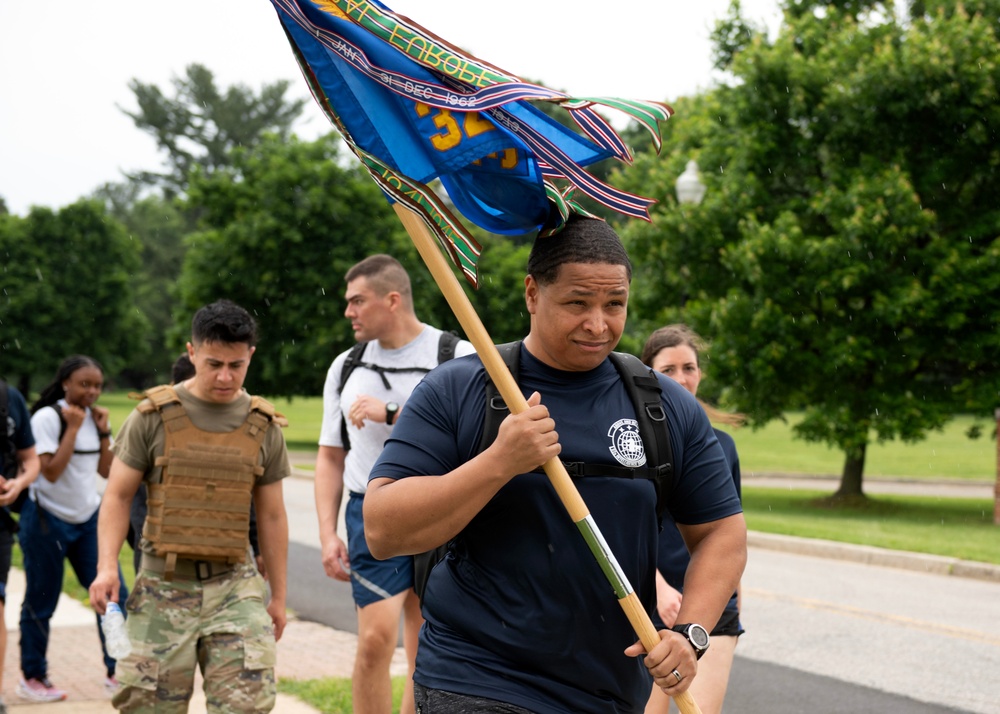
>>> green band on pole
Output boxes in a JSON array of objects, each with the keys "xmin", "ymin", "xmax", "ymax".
[{"xmin": 576, "ymin": 515, "xmax": 633, "ymax": 599}]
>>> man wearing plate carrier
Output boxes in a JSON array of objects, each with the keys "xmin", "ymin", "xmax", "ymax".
[{"xmin": 90, "ymin": 299, "xmax": 291, "ymax": 713}]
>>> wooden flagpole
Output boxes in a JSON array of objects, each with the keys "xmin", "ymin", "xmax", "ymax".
[{"xmin": 394, "ymin": 204, "xmax": 703, "ymax": 714}]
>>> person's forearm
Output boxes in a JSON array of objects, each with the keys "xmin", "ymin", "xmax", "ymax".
[
  {"xmin": 314, "ymin": 447, "xmax": 345, "ymax": 547},
  {"xmin": 41, "ymin": 428, "xmax": 79, "ymax": 481},
  {"xmin": 677, "ymin": 513, "xmax": 747, "ymax": 627},
  {"xmin": 256, "ymin": 500, "xmax": 288, "ymax": 605},
  {"xmin": 18, "ymin": 450, "xmax": 40, "ymax": 485},
  {"xmin": 364, "ymin": 448, "xmax": 515, "ymax": 559},
  {"xmin": 97, "ymin": 489, "xmax": 132, "ymax": 574}
]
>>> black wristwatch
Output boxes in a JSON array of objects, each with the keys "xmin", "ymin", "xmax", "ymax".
[
  {"xmin": 385, "ymin": 402, "xmax": 400, "ymax": 425},
  {"xmin": 671, "ymin": 623, "xmax": 710, "ymax": 660}
]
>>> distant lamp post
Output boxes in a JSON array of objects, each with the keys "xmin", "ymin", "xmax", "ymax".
[{"xmin": 675, "ymin": 159, "xmax": 706, "ymax": 205}]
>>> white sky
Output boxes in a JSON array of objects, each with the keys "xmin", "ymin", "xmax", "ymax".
[{"xmin": 0, "ymin": 1, "xmax": 781, "ymax": 216}]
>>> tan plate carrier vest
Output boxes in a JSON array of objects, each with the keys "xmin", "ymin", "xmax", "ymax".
[{"xmin": 136, "ymin": 385, "xmax": 281, "ymax": 581}]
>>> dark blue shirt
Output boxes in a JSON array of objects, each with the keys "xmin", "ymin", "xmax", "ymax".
[
  {"xmin": 655, "ymin": 428, "xmax": 741, "ymax": 630},
  {"xmin": 2, "ymin": 384, "xmax": 35, "ymax": 473},
  {"xmin": 371, "ymin": 346, "xmax": 742, "ymax": 713}
]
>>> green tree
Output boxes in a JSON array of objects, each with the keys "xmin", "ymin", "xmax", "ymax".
[
  {"xmin": 122, "ymin": 63, "xmax": 307, "ymax": 198},
  {"xmin": 94, "ymin": 182, "xmax": 190, "ymax": 385},
  {"xmin": 176, "ymin": 134, "xmax": 424, "ymax": 396},
  {"xmin": 175, "ymin": 132, "xmax": 538, "ymax": 397},
  {"xmin": 617, "ymin": 1, "xmax": 1000, "ymax": 497},
  {"xmin": 0, "ymin": 202, "xmax": 146, "ymax": 394}
]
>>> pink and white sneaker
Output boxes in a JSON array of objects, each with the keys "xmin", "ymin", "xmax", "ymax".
[{"xmin": 17, "ymin": 677, "xmax": 67, "ymax": 702}]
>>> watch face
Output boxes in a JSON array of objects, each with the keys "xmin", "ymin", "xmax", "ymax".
[{"xmin": 688, "ymin": 624, "xmax": 710, "ymax": 649}]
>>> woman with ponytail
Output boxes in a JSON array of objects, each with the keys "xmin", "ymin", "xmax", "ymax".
[
  {"xmin": 640, "ymin": 326, "xmax": 744, "ymax": 714},
  {"xmin": 18, "ymin": 356, "xmax": 128, "ymax": 703}
]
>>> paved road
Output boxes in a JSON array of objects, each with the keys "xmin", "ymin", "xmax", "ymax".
[{"xmin": 281, "ymin": 474, "xmax": 998, "ymax": 713}]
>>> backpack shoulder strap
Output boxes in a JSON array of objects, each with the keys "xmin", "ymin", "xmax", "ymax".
[
  {"xmin": 338, "ymin": 342, "xmax": 369, "ymax": 397},
  {"xmin": 337, "ymin": 342, "xmax": 369, "ymax": 451},
  {"xmin": 437, "ymin": 330, "xmax": 460, "ymax": 363},
  {"xmin": 608, "ymin": 352, "xmax": 675, "ymax": 514},
  {"xmin": 476, "ymin": 342, "xmax": 521, "ymax": 454}
]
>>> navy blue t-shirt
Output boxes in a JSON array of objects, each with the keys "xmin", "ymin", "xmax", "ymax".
[
  {"xmin": 2, "ymin": 384, "xmax": 35, "ymax": 473},
  {"xmin": 655, "ymin": 428, "xmax": 741, "ymax": 630},
  {"xmin": 371, "ymin": 345, "xmax": 742, "ymax": 714}
]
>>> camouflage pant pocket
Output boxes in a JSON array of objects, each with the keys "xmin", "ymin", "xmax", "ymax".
[{"xmin": 242, "ymin": 632, "xmax": 276, "ymax": 671}]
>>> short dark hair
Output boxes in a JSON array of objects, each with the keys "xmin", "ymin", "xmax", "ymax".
[
  {"xmin": 191, "ymin": 300, "xmax": 257, "ymax": 347},
  {"xmin": 527, "ymin": 215, "xmax": 632, "ymax": 286},
  {"xmin": 345, "ymin": 254, "xmax": 413, "ymax": 306},
  {"xmin": 171, "ymin": 353, "xmax": 195, "ymax": 383}
]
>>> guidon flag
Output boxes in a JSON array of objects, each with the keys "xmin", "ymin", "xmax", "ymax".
[{"xmin": 269, "ymin": 0, "xmax": 673, "ymax": 286}]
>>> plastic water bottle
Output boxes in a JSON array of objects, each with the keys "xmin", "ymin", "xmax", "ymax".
[{"xmin": 101, "ymin": 602, "xmax": 132, "ymax": 660}]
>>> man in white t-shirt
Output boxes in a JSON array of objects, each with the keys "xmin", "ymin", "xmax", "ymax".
[{"xmin": 316, "ymin": 254, "xmax": 473, "ymax": 714}]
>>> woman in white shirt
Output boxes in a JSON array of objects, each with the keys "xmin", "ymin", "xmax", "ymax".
[{"xmin": 17, "ymin": 356, "xmax": 128, "ymax": 703}]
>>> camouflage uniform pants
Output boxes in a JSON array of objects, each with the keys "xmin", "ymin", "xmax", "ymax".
[{"xmin": 113, "ymin": 561, "xmax": 276, "ymax": 713}]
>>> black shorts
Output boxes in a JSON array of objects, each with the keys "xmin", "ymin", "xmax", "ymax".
[
  {"xmin": 651, "ymin": 606, "xmax": 744, "ymax": 638},
  {"xmin": 414, "ymin": 683, "xmax": 535, "ymax": 714},
  {"xmin": 712, "ymin": 607, "xmax": 745, "ymax": 637},
  {"xmin": 0, "ymin": 528, "xmax": 14, "ymax": 604}
]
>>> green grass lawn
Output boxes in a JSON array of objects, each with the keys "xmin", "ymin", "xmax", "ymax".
[
  {"xmin": 743, "ymin": 488, "xmax": 998, "ymax": 564},
  {"xmin": 279, "ymin": 676, "xmax": 404, "ymax": 714},
  {"xmin": 103, "ymin": 392, "xmax": 996, "ymax": 480},
  {"xmin": 719, "ymin": 412, "xmax": 995, "ymax": 481}
]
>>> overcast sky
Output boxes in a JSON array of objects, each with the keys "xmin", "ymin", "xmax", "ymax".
[{"xmin": 0, "ymin": 1, "xmax": 781, "ymax": 216}]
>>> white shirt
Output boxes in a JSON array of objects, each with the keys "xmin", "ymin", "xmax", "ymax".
[
  {"xmin": 319, "ymin": 325, "xmax": 475, "ymax": 494},
  {"xmin": 29, "ymin": 399, "xmax": 104, "ymax": 523}
]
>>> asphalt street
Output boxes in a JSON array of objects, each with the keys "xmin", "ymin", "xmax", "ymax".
[{"xmin": 281, "ymin": 473, "xmax": 998, "ymax": 713}]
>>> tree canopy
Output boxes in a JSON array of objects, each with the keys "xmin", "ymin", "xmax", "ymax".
[
  {"xmin": 122, "ymin": 63, "xmax": 307, "ymax": 198},
  {"xmin": 0, "ymin": 201, "xmax": 146, "ymax": 394},
  {"xmin": 617, "ymin": 0, "xmax": 1000, "ymax": 496}
]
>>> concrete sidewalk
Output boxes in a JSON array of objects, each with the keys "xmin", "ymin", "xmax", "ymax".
[{"xmin": 1, "ymin": 567, "xmax": 407, "ymax": 713}]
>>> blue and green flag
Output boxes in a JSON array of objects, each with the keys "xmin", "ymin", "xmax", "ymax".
[{"xmin": 269, "ymin": 0, "xmax": 672, "ymax": 285}]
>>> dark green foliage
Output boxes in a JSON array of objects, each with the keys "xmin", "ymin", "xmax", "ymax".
[
  {"xmin": 0, "ymin": 202, "xmax": 146, "ymax": 393},
  {"xmin": 616, "ymin": 1, "xmax": 1000, "ymax": 494}
]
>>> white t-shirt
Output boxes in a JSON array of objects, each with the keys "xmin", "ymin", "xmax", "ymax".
[
  {"xmin": 30, "ymin": 399, "xmax": 105, "ymax": 523},
  {"xmin": 319, "ymin": 325, "xmax": 475, "ymax": 494}
]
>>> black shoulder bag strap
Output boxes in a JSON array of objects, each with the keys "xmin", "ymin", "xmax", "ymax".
[
  {"xmin": 477, "ymin": 345, "xmax": 675, "ymax": 515},
  {"xmin": 608, "ymin": 352, "xmax": 675, "ymax": 514},
  {"xmin": 339, "ymin": 332, "xmax": 462, "ymax": 450}
]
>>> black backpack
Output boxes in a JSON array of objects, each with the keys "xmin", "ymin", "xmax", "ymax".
[
  {"xmin": 337, "ymin": 331, "xmax": 460, "ymax": 450},
  {"xmin": 413, "ymin": 341, "xmax": 675, "ymax": 601}
]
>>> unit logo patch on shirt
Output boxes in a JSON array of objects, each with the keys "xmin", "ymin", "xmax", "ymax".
[{"xmin": 607, "ymin": 418, "xmax": 646, "ymax": 468}]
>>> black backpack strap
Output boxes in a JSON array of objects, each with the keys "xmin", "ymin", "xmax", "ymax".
[
  {"xmin": 340, "ymin": 331, "xmax": 463, "ymax": 452},
  {"xmin": 437, "ymin": 330, "xmax": 460, "ymax": 363},
  {"xmin": 338, "ymin": 342, "xmax": 369, "ymax": 451},
  {"xmin": 609, "ymin": 352, "xmax": 675, "ymax": 516},
  {"xmin": 476, "ymin": 345, "xmax": 674, "ymax": 515},
  {"xmin": 476, "ymin": 342, "xmax": 520, "ymax": 454}
]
